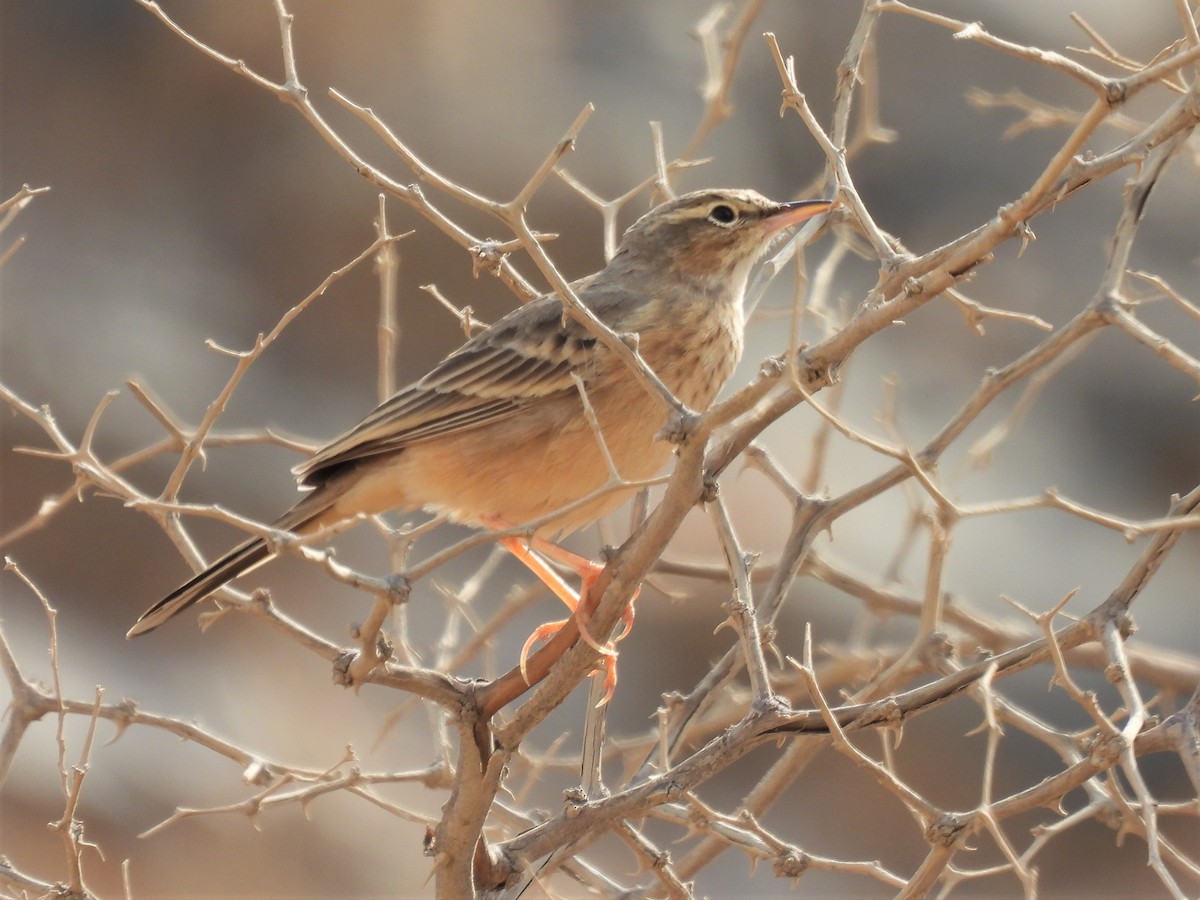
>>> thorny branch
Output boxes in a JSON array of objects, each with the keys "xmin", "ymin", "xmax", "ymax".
[{"xmin": 3, "ymin": 2, "xmax": 1199, "ymax": 897}]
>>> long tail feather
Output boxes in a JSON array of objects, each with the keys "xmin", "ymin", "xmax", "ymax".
[
  {"xmin": 126, "ymin": 536, "xmax": 274, "ymax": 638},
  {"xmin": 128, "ymin": 463, "xmax": 377, "ymax": 639}
]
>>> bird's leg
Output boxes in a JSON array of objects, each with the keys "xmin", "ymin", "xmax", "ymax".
[
  {"xmin": 498, "ymin": 537, "xmax": 610, "ymax": 651},
  {"xmin": 521, "ymin": 536, "xmax": 638, "ymax": 646},
  {"xmin": 499, "ymin": 537, "xmax": 619, "ymax": 703},
  {"xmin": 491, "ymin": 528, "xmax": 637, "ymax": 705}
]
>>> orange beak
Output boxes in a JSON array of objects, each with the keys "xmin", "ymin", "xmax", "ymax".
[{"xmin": 764, "ymin": 198, "xmax": 835, "ymax": 233}]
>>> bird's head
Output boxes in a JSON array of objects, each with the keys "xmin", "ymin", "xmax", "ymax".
[{"xmin": 613, "ymin": 188, "xmax": 834, "ymax": 295}]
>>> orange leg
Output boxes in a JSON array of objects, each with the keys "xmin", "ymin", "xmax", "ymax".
[
  {"xmin": 500, "ymin": 537, "xmax": 613, "ymax": 657},
  {"xmin": 518, "ymin": 533, "xmax": 639, "ymax": 645},
  {"xmin": 492, "ymin": 528, "xmax": 638, "ymax": 705}
]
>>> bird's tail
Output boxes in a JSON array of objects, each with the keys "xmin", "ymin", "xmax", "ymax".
[
  {"xmin": 126, "ymin": 536, "xmax": 275, "ymax": 638},
  {"xmin": 127, "ymin": 454, "xmax": 406, "ymax": 639},
  {"xmin": 126, "ymin": 481, "xmax": 346, "ymax": 638}
]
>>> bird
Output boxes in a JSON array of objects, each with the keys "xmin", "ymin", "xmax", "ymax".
[{"xmin": 127, "ymin": 189, "xmax": 834, "ymax": 664}]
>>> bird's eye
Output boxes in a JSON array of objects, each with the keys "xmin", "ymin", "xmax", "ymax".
[{"xmin": 707, "ymin": 204, "xmax": 738, "ymax": 226}]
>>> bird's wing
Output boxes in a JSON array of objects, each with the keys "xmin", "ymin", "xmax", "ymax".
[{"xmin": 293, "ymin": 287, "xmax": 621, "ymax": 486}]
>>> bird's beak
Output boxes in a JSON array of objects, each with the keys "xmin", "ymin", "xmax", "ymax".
[{"xmin": 764, "ymin": 198, "xmax": 836, "ymax": 233}]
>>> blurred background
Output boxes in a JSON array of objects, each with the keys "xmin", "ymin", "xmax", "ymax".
[{"xmin": 2, "ymin": 1, "xmax": 1197, "ymax": 897}]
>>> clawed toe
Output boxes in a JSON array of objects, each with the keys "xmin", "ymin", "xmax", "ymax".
[{"xmin": 518, "ymin": 615, "xmax": 617, "ymax": 686}]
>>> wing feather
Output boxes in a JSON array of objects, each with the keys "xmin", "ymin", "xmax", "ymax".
[{"xmin": 293, "ymin": 288, "xmax": 618, "ymax": 487}]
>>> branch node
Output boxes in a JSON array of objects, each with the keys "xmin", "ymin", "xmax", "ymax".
[
  {"xmin": 657, "ymin": 409, "xmax": 701, "ymax": 445},
  {"xmin": 1104, "ymin": 78, "xmax": 1127, "ymax": 106},
  {"xmin": 385, "ymin": 573, "xmax": 412, "ymax": 606},
  {"xmin": 925, "ymin": 813, "xmax": 968, "ymax": 847},
  {"xmin": 772, "ymin": 849, "xmax": 810, "ymax": 879},
  {"xmin": 758, "ymin": 355, "xmax": 786, "ymax": 379},
  {"xmin": 331, "ymin": 650, "xmax": 356, "ymax": 687},
  {"xmin": 917, "ymin": 630, "xmax": 954, "ymax": 667}
]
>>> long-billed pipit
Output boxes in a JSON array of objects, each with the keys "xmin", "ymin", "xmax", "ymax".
[{"xmin": 128, "ymin": 189, "xmax": 833, "ymax": 690}]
